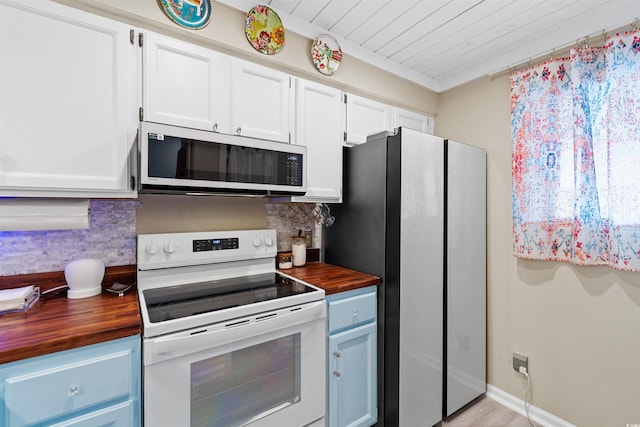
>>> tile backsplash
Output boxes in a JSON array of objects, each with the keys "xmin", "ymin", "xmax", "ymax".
[
  {"xmin": 0, "ymin": 199, "xmax": 325, "ymax": 277},
  {"xmin": 265, "ymin": 202, "xmax": 323, "ymax": 252},
  {"xmin": 0, "ymin": 200, "xmax": 139, "ymax": 276}
]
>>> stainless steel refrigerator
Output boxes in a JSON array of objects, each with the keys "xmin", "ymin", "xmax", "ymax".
[{"xmin": 324, "ymin": 127, "xmax": 486, "ymax": 426}]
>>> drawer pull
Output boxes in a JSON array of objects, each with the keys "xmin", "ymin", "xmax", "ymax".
[
  {"xmin": 353, "ymin": 309, "xmax": 359, "ymax": 316},
  {"xmin": 69, "ymin": 385, "xmax": 80, "ymax": 396}
]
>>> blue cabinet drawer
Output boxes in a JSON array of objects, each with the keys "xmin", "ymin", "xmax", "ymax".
[
  {"xmin": 5, "ymin": 350, "xmax": 133, "ymax": 426},
  {"xmin": 48, "ymin": 400, "xmax": 134, "ymax": 427},
  {"xmin": 327, "ymin": 288, "xmax": 376, "ymax": 334}
]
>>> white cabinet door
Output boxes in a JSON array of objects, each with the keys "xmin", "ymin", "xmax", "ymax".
[
  {"xmin": 393, "ymin": 107, "xmax": 434, "ymax": 134},
  {"xmin": 344, "ymin": 93, "xmax": 393, "ymax": 145},
  {"xmin": 292, "ymin": 79, "xmax": 343, "ymax": 203},
  {"xmin": 231, "ymin": 59, "xmax": 292, "ymax": 143},
  {"xmin": 0, "ymin": 0, "xmax": 137, "ymax": 197},
  {"xmin": 143, "ymin": 31, "xmax": 230, "ymax": 133}
]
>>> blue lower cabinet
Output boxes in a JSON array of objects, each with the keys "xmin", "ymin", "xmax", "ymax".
[
  {"xmin": 0, "ymin": 335, "xmax": 141, "ymax": 427},
  {"xmin": 326, "ymin": 286, "xmax": 377, "ymax": 427}
]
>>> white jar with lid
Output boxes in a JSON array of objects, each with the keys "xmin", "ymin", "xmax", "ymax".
[{"xmin": 291, "ymin": 237, "xmax": 306, "ymax": 266}]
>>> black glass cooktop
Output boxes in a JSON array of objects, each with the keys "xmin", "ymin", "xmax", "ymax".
[{"xmin": 143, "ymin": 273, "xmax": 316, "ymax": 323}]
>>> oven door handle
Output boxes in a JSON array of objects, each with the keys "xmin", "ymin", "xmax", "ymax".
[{"xmin": 152, "ymin": 300, "xmax": 326, "ymax": 356}]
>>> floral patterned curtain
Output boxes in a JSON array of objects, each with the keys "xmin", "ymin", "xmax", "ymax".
[{"xmin": 511, "ymin": 30, "xmax": 640, "ymax": 271}]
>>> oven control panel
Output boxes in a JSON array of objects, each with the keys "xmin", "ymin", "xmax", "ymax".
[
  {"xmin": 193, "ymin": 238, "xmax": 239, "ymax": 252},
  {"xmin": 138, "ymin": 229, "xmax": 277, "ymax": 270}
]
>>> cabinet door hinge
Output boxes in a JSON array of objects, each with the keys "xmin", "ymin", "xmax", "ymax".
[
  {"xmin": 130, "ymin": 175, "xmax": 136, "ymax": 191},
  {"xmin": 343, "ymin": 131, "xmax": 347, "ymax": 142},
  {"xmin": 138, "ymin": 32, "xmax": 144, "ymax": 47},
  {"xmin": 139, "ymin": 107, "xmax": 144, "ymax": 121},
  {"xmin": 343, "ymin": 93, "xmax": 347, "ymax": 104},
  {"xmin": 129, "ymin": 29, "xmax": 135, "ymax": 45}
]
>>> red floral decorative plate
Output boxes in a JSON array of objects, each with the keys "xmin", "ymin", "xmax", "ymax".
[
  {"xmin": 245, "ymin": 5, "xmax": 285, "ymax": 55},
  {"xmin": 311, "ymin": 34, "xmax": 342, "ymax": 76}
]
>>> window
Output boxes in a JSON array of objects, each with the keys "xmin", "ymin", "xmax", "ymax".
[{"xmin": 511, "ymin": 31, "xmax": 640, "ymax": 271}]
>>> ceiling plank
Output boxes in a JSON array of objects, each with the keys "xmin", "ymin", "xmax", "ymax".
[
  {"xmin": 363, "ymin": 0, "xmax": 483, "ymax": 54},
  {"xmin": 267, "ymin": 0, "xmax": 303, "ymax": 15},
  {"xmin": 386, "ymin": 0, "xmax": 519, "ymax": 63},
  {"xmin": 273, "ymin": 0, "xmax": 331, "ymax": 23},
  {"xmin": 328, "ymin": 0, "xmax": 389, "ymax": 35},
  {"xmin": 362, "ymin": 0, "xmax": 453, "ymax": 52},
  {"xmin": 417, "ymin": 0, "xmax": 588, "ymax": 75},
  {"xmin": 435, "ymin": 0, "xmax": 640, "ymax": 89},
  {"xmin": 346, "ymin": 1, "xmax": 421, "ymax": 46},
  {"xmin": 309, "ymin": 0, "xmax": 361, "ymax": 31}
]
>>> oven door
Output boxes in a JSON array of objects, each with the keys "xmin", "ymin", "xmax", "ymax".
[{"xmin": 143, "ymin": 300, "xmax": 326, "ymax": 427}]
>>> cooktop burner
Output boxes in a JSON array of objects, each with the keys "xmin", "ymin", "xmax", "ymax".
[
  {"xmin": 137, "ymin": 229, "xmax": 324, "ymax": 338},
  {"xmin": 143, "ymin": 272, "xmax": 316, "ymax": 323}
]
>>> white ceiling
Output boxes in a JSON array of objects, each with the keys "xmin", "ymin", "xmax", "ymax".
[{"xmin": 217, "ymin": 0, "xmax": 640, "ymax": 92}]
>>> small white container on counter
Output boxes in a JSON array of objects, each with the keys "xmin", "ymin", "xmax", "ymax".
[
  {"xmin": 277, "ymin": 252, "xmax": 293, "ymax": 270},
  {"xmin": 291, "ymin": 237, "xmax": 306, "ymax": 267},
  {"xmin": 64, "ymin": 258, "xmax": 104, "ymax": 299}
]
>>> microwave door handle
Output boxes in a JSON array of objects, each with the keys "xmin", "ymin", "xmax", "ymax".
[{"xmin": 152, "ymin": 301, "xmax": 325, "ymax": 355}]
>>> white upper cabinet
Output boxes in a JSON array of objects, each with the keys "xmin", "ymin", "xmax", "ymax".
[
  {"xmin": 344, "ymin": 93, "xmax": 393, "ymax": 145},
  {"xmin": 231, "ymin": 59, "xmax": 293, "ymax": 143},
  {"xmin": 0, "ymin": 0, "xmax": 137, "ymax": 197},
  {"xmin": 292, "ymin": 79, "xmax": 343, "ymax": 203},
  {"xmin": 142, "ymin": 31, "xmax": 231, "ymax": 133},
  {"xmin": 393, "ymin": 107, "xmax": 434, "ymax": 134}
]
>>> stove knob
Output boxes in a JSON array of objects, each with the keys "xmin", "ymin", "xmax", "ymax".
[
  {"xmin": 252, "ymin": 236, "xmax": 262, "ymax": 247},
  {"xmin": 264, "ymin": 236, "xmax": 274, "ymax": 247},
  {"xmin": 145, "ymin": 241, "xmax": 159, "ymax": 255},
  {"xmin": 164, "ymin": 241, "xmax": 177, "ymax": 254}
]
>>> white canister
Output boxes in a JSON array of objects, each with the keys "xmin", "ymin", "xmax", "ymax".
[
  {"xmin": 64, "ymin": 258, "xmax": 105, "ymax": 299},
  {"xmin": 291, "ymin": 237, "xmax": 306, "ymax": 267}
]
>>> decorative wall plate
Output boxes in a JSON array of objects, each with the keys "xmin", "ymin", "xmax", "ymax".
[
  {"xmin": 159, "ymin": 0, "xmax": 212, "ymax": 30},
  {"xmin": 245, "ymin": 5, "xmax": 285, "ymax": 55},
  {"xmin": 311, "ymin": 34, "xmax": 342, "ymax": 76}
]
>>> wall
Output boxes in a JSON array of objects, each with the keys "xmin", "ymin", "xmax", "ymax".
[
  {"xmin": 437, "ymin": 75, "xmax": 640, "ymax": 427},
  {"xmin": 136, "ymin": 194, "xmax": 322, "ymax": 250},
  {"xmin": 136, "ymin": 194, "xmax": 268, "ymax": 234},
  {"xmin": 0, "ymin": 200, "xmax": 137, "ymax": 276}
]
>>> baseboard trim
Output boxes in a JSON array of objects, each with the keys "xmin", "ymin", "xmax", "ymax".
[{"xmin": 486, "ymin": 384, "xmax": 575, "ymax": 427}]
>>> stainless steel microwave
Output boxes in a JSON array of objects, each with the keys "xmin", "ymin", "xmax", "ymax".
[{"xmin": 138, "ymin": 121, "xmax": 306, "ymax": 196}]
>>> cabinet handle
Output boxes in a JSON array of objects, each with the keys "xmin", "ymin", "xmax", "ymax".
[
  {"xmin": 353, "ymin": 309, "xmax": 359, "ymax": 316},
  {"xmin": 69, "ymin": 385, "xmax": 80, "ymax": 396},
  {"xmin": 333, "ymin": 370, "xmax": 341, "ymax": 378},
  {"xmin": 333, "ymin": 350, "xmax": 341, "ymax": 358},
  {"xmin": 236, "ymin": 126, "xmax": 242, "ymax": 135}
]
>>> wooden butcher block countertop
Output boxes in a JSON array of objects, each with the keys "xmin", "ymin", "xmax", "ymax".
[
  {"xmin": 0, "ymin": 265, "xmax": 140, "ymax": 365},
  {"xmin": 280, "ymin": 262, "xmax": 381, "ymax": 295}
]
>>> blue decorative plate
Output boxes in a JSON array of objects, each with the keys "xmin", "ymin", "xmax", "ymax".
[{"xmin": 159, "ymin": 0, "xmax": 212, "ymax": 30}]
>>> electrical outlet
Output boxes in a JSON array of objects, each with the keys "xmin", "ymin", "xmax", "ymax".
[{"xmin": 513, "ymin": 352, "xmax": 528, "ymax": 372}]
